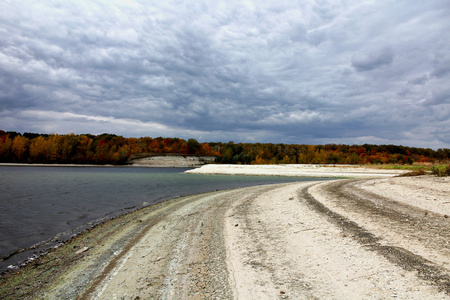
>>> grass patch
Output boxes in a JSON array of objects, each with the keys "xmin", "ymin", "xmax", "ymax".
[
  {"xmin": 370, "ymin": 164, "xmax": 428, "ymax": 170},
  {"xmin": 431, "ymin": 165, "xmax": 450, "ymax": 177}
]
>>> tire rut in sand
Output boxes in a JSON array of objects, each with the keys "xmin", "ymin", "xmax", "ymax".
[
  {"xmin": 161, "ymin": 190, "xmax": 235, "ymax": 299},
  {"xmin": 88, "ymin": 189, "xmax": 238, "ymax": 300},
  {"xmin": 301, "ymin": 181, "xmax": 450, "ymax": 295}
]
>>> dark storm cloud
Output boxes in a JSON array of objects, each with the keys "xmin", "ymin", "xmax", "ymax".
[{"xmin": 0, "ymin": 1, "xmax": 449, "ymax": 148}]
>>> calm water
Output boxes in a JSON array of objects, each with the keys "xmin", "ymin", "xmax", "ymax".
[{"xmin": 0, "ymin": 165, "xmax": 327, "ymax": 272}]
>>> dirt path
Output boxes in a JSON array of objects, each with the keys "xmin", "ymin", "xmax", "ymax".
[
  {"xmin": 226, "ymin": 180, "xmax": 449, "ymax": 299},
  {"xmin": 1, "ymin": 176, "xmax": 449, "ymax": 299}
]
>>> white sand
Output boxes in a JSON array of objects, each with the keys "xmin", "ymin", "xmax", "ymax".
[
  {"xmin": 354, "ymin": 175, "xmax": 450, "ymax": 216},
  {"xmin": 185, "ymin": 164, "xmax": 408, "ymax": 177},
  {"xmin": 225, "ymin": 182, "xmax": 448, "ymax": 299}
]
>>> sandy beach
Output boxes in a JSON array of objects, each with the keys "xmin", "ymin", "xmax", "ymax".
[
  {"xmin": 1, "ymin": 165, "xmax": 449, "ymax": 299},
  {"xmin": 184, "ymin": 164, "xmax": 409, "ymax": 177}
]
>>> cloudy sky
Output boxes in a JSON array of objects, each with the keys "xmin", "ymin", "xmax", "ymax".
[{"xmin": 1, "ymin": 1, "xmax": 449, "ymax": 148}]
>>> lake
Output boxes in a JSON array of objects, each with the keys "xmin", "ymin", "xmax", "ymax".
[{"xmin": 0, "ymin": 165, "xmax": 327, "ymax": 272}]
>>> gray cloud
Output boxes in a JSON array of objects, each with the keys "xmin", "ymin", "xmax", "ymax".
[
  {"xmin": 0, "ymin": 0, "xmax": 449, "ymax": 149},
  {"xmin": 408, "ymin": 75, "xmax": 429, "ymax": 85},
  {"xmin": 431, "ymin": 58, "xmax": 450, "ymax": 78},
  {"xmin": 351, "ymin": 47, "xmax": 394, "ymax": 72}
]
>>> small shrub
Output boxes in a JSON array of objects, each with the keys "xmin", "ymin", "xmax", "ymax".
[
  {"xmin": 431, "ymin": 165, "xmax": 450, "ymax": 177},
  {"xmin": 398, "ymin": 169, "xmax": 427, "ymax": 177}
]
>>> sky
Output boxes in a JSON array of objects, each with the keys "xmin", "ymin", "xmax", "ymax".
[{"xmin": 0, "ymin": 1, "xmax": 449, "ymax": 149}]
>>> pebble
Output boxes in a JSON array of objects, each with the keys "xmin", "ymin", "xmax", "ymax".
[{"xmin": 75, "ymin": 246, "xmax": 89, "ymax": 255}]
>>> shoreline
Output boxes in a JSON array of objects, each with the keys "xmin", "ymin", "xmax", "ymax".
[
  {"xmin": 0, "ymin": 163, "xmax": 119, "ymax": 167},
  {"xmin": 185, "ymin": 163, "xmax": 409, "ymax": 177},
  {"xmin": 0, "ymin": 163, "xmax": 193, "ymax": 168},
  {"xmin": 1, "ymin": 166, "xmax": 449, "ymax": 298}
]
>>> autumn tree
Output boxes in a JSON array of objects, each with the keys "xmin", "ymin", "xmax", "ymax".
[
  {"xmin": 0, "ymin": 134, "xmax": 12, "ymax": 162},
  {"xmin": 29, "ymin": 136, "xmax": 48, "ymax": 162},
  {"xmin": 11, "ymin": 135, "xmax": 28, "ymax": 162}
]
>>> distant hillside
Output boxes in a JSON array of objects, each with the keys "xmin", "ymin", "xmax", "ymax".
[{"xmin": 0, "ymin": 130, "xmax": 448, "ymax": 165}]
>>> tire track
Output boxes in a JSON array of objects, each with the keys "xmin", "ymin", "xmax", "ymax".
[
  {"xmin": 87, "ymin": 185, "xmax": 273, "ymax": 300},
  {"xmin": 302, "ymin": 180, "xmax": 450, "ymax": 295}
]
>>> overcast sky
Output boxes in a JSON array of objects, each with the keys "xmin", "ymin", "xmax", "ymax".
[{"xmin": 1, "ymin": 1, "xmax": 449, "ymax": 149}]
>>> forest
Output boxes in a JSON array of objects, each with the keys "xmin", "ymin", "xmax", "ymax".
[{"xmin": 1, "ymin": 130, "xmax": 449, "ymax": 165}]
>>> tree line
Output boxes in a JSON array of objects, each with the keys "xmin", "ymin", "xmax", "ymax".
[
  {"xmin": 212, "ymin": 142, "xmax": 450, "ymax": 165},
  {"xmin": 0, "ymin": 131, "xmax": 219, "ymax": 164},
  {"xmin": 0, "ymin": 130, "xmax": 449, "ymax": 165}
]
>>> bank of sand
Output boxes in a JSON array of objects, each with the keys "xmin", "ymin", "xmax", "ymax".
[
  {"xmin": 184, "ymin": 163, "xmax": 409, "ymax": 177},
  {"xmin": 1, "ymin": 165, "xmax": 449, "ymax": 299}
]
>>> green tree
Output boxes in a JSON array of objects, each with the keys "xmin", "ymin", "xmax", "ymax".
[{"xmin": 187, "ymin": 138, "xmax": 201, "ymax": 154}]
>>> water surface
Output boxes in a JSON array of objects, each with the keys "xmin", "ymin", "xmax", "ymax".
[{"xmin": 0, "ymin": 165, "xmax": 328, "ymax": 271}]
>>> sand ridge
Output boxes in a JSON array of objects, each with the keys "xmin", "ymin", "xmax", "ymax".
[{"xmin": 185, "ymin": 164, "xmax": 409, "ymax": 177}]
